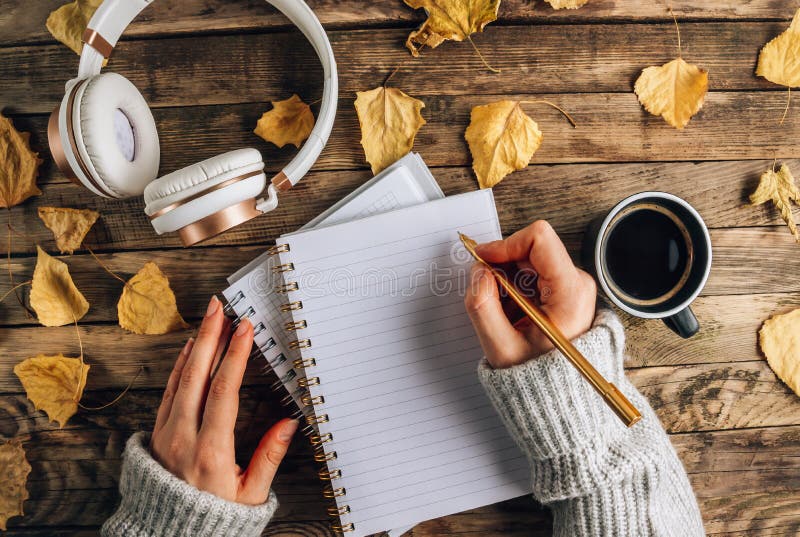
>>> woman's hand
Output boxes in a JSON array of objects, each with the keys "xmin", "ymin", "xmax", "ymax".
[
  {"xmin": 465, "ymin": 220, "xmax": 597, "ymax": 369},
  {"xmin": 150, "ymin": 296, "xmax": 299, "ymax": 505}
]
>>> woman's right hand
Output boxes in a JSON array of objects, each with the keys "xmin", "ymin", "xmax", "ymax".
[
  {"xmin": 464, "ymin": 220, "xmax": 597, "ymax": 369},
  {"xmin": 150, "ymin": 296, "xmax": 298, "ymax": 505}
]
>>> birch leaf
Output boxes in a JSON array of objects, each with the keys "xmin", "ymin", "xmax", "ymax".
[
  {"xmin": 759, "ymin": 307, "xmax": 800, "ymax": 397},
  {"xmin": 750, "ymin": 164, "xmax": 800, "ymax": 242},
  {"xmin": 756, "ymin": 8, "xmax": 800, "ymax": 87},
  {"xmin": 0, "ymin": 114, "xmax": 42, "ymax": 209},
  {"xmin": 403, "ymin": 0, "xmax": 500, "ymax": 57},
  {"xmin": 0, "ymin": 439, "xmax": 31, "ymax": 530},
  {"xmin": 118, "ymin": 262, "xmax": 189, "ymax": 335},
  {"xmin": 634, "ymin": 58, "xmax": 708, "ymax": 129},
  {"xmin": 14, "ymin": 355, "xmax": 90, "ymax": 428},
  {"xmin": 465, "ymin": 100, "xmax": 542, "ymax": 189},
  {"xmin": 545, "ymin": 0, "xmax": 589, "ymax": 8},
  {"xmin": 46, "ymin": 0, "xmax": 103, "ymax": 56},
  {"xmin": 354, "ymin": 87, "xmax": 426, "ymax": 175},
  {"xmin": 38, "ymin": 207, "xmax": 100, "ymax": 255},
  {"xmin": 30, "ymin": 246, "xmax": 90, "ymax": 327},
  {"xmin": 254, "ymin": 94, "xmax": 315, "ymax": 148}
]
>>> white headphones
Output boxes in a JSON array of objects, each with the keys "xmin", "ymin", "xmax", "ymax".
[{"xmin": 48, "ymin": 0, "xmax": 338, "ymax": 246}]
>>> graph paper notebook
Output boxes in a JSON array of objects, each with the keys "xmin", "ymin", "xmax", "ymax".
[{"xmin": 271, "ymin": 189, "xmax": 531, "ymax": 536}]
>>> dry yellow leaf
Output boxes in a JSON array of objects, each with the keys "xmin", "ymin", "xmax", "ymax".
[
  {"xmin": 30, "ymin": 246, "xmax": 90, "ymax": 327},
  {"xmin": 0, "ymin": 439, "xmax": 31, "ymax": 530},
  {"xmin": 750, "ymin": 164, "xmax": 800, "ymax": 242},
  {"xmin": 634, "ymin": 58, "xmax": 708, "ymax": 129},
  {"xmin": 0, "ymin": 114, "xmax": 42, "ymax": 209},
  {"xmin": 254, "ymin": 94, "xmax": 316, "ymax": 149},
  {"xmin": 403, "ymin": 0, "xmax": 500, "ymax": 57},
  {"xmin": 354, "ymin": 87, "xmax": 426, "ymax": 175},
  {"xmin": 14, "ymin": 354, "xmax": 89, "ymax": 428},
  {"xmin": 465, "ymin": 100, "xmax": 543, "ymax": 189},
  {"xmin": 756, "ymin": 9, "xmax": 800, "ymax": 87},
  {"xmin": 38, "ymin": 207, "xmax": 100, "ymax": 255},
  {"xmin": 118, "ymin": 262, "xmax": 189, "ymax": 335},
  {"xmin": 759, "ymin": 307, "xmax": 800, "ymax": 397},
  {"xmin": 545, "ymin": 0, "xmax": 589, "ymax": 8},
  {"xmin": 46, "ymin": 0, "xmax": 103, "ymax": 56}
]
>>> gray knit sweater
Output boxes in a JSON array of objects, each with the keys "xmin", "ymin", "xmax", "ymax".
[{"xmin": 102, "ymin": 308, "xmax": 705, "ymax": 537}]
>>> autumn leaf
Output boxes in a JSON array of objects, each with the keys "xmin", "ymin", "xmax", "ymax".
[
  {"xmin": 14, "ymin": 354, "xmax": 90, "ymax": 428},
  {"xmin": 0, "ymin": 439, "xmax": 31, "ymax": 530},
  {"xmin": 545, "ymin": 0, "xmax": 589, "ymax": 8},
  {"xmin": 354, "ymin": 87, "xmax": 426, "ymax": 175},
  {"xmin": 756, "ymin": 8, "xmax": 800, "ymax": 88},
  {"xmin": 759, "ymin": 307, "xmax": 800, "ymax": 398},
  {"xmin": 38, "ymin": 207, "xmax": 100, "ymax": 255},
  {"xmin": 30, "ymin": 246, "xmax": 90, "ymax": 327},
  {"xmin": 750, "ymin": 164, "xmax": 800, "ymax": 242},
  {"xmin": 403, "ymin": 0, "xmax": 499, "ymax": 58},
  {"xmin": 634, "ymin": 58, "xmax": 708, "ymax": 129},
  {"xmin": 118, "ymin": 262, "xmax": 189, "ymax": 335},
  {"xmin": 254, "ymin": 94, "xmax": 316, "ymax": 148},
  {"xmin": 46, "ymin": 0, "xmax": 103, "ymax": 56},
  {"xmin": 465, "ymin": 100, "xmax": 543, "ymax": 189},
  {"xmin": 0, "ymin": 114, "xmax": 43, "ymax": 209}
]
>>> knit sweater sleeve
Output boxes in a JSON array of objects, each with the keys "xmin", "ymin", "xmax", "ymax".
[
  {"xmin": 477, "ymin": 308, "xmax": 706, "ymax": 537},
  {"xmin": 101, "ymin": 432, "xmax": 278, "ymax": 537}
]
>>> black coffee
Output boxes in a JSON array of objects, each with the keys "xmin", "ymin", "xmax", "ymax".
[{"xmin": 604, "ymin": 207, "xmax": 690, "ymax": 303}]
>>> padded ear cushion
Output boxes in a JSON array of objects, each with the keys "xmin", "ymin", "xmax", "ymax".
[
  {"xmin": 74, "ymin": 72, "xmax": 159, "ymax": 198},
  {"xmin": 144, "ymin": 148, "xmax": 264, "ymax": 214}
]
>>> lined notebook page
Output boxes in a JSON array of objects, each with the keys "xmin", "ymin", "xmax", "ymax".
[{"xmin": 278, "ymin": 190, "xmax": 531, "ymax": 537}]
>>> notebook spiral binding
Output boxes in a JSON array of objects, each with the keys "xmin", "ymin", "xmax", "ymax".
[{"xmin": 267, "ymin": 244, "xmax": 355, "ymax": 534}]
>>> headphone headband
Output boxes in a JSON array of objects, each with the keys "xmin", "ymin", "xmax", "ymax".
[{"xmin": 77, "ymin": 0, "xmax": 338, "ymax": 190}]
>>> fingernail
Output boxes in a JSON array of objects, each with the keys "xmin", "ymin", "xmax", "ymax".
[
  {"xmin": 279, "ymin": 419, "xmax": 299, "ymax": 442},
  {"xmin": 181, "ymin": 337, "xmax": 195, "ymax": 355},
  {"xmin": 234, "ymin": 318, "xmax": 251, "ymax": 336},
  {"xmin": 206, "ymin": 296, "xmax": 220, "ymax": 317}
]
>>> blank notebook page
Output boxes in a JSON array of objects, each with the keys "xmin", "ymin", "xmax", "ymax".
[{"xmin": 277, "ymin": 189, "xmax": 531, "ymax": 537}]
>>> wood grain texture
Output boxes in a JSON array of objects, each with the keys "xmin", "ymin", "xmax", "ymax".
[{"xmin": 1, "ymin": 21, "xmax": 794, "ymax": 113}]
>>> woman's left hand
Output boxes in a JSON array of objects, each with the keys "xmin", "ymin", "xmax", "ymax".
[{"xmin": 150, "ymin": 295, "xmax": 299, "ymax": 505}]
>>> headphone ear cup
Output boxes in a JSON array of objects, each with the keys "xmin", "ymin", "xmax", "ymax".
[
  {"xmin": 73, "ymin": 72, "xmax": 160, "ymax": 198},
  {"xmin": 145, "ymin": 148, "xmax": 266, "ymax": 246}
]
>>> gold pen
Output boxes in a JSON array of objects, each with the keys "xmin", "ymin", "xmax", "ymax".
[{"xmin": 459, "ymin": 232, "xmax": 642, "ymax": 427}]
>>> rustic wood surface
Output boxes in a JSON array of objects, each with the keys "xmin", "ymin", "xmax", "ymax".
[{"xmin": 1, "ymin": 1, "xmax": 800, "ymax": 535}]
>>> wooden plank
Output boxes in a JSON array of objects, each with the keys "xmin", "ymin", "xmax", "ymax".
[
  {"xmin": 1, "ymin": 21, "xmax": 791, "ymax": 113},
  {"xmin": 3, "ymin": 418, "xmax": 798, "ymax": 533},
  {"xmin": 1, "ymin": 1, "xmax": 796, "ymax": 48}
]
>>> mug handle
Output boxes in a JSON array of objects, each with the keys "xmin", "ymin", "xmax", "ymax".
[{"xmin": 662, "ymin": 307, "xmax": 700, "ymax": 338}]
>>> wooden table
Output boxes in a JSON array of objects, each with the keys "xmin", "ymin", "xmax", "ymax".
[{"xmin": 2, "ymin": 1, "xmax": 800, "ymax": 535}]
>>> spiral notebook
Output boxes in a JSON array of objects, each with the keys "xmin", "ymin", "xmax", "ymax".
[{"xmin": 270, "ymin": 189, "xmax": 531, "ymax": 536}]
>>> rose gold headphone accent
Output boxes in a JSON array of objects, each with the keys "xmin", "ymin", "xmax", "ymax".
[
  {"xmin": 272, "ymin": 171, "xmax": 292, "ymax": 191},
  {"xmin": 82, "ymin": 28, "xmax": 113, "ymax": 58},
  {"xmin": 176, "ymin": 198, "xmax": 262, "ymax": 247},
  {"xmin": 54, "ymin": 79, "xmax": 117, "ymax": 197},
  {"xmin": 148, "ymin": 170, "xmax": 265, "ymax": 219}
]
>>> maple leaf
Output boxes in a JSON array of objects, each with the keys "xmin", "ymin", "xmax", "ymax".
[
  {"xmin": 545, "ymin": 0, "xmax": 589, "ymax": 8},
  {"xmin": 750, "ymin": 163, "xmax": 800, "ymax": 242},
  {"xmin": 756, "ymin": 8, "xmax": 800, "ymax": 88},
  {"xmin": 46, "ymin": 0, "xmax": 104, "ymax": 56},
  {"xmin": 118, "ymin": 262, "xmax": 189, "ymax": 335},
  {"xmin": 354, "ymin": 87, "xmax": 426, "ymax": 175},
  {"xmin": 0, "ymin": 439, "xmax": 31, "ymax": 530},
  {"xmin": 759, "ymin": 307, "xmax": 800, "ymax": 397},
  {"xmin": 403, "ymin": 0, "xmax": 500, "ymax": 57},
  {"xmin": 30, "ymin": 246, "xmax": 90, "ymax": 327},
  {"xmin": 634, "ymin": 58, "xmax": 708, "ymax": 129},
  {"xmin": 14, "ymin": 354, "xmax": 90, "ymax": 428},
  {"xmin": 465, "ymin": 100, "xmax": 543, "ymax": 189},
  {"xmin": 0, "ymin": 114, "xmax": 42, "ymax": 209},
  {"xmin": 38, "ymin": 207, "xmax": 100, "ymax": 255},
  {"xmin": 254, "ymin": 94, "xmax": 316, "ymax": 149}
]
